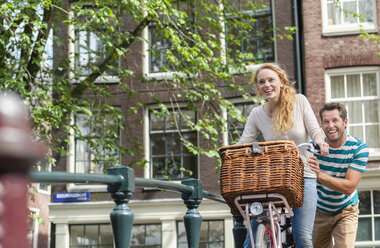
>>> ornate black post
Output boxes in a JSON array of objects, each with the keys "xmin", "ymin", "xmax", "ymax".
[
  {"xmin": 233, "ymin": 213, "xmax": 247, "ymax": 248},
  {"xmin": 181, "ymin": 178, "xmax": 203, "ymax": 248},
  {"xmin": 107, "ymin": 166, "xmax": 135, "ymax": 248}
]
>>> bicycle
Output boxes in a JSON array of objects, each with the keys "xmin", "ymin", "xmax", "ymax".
[{"xmin": 232, "ymin": 142, "xmax": 320, "ymax": 248}]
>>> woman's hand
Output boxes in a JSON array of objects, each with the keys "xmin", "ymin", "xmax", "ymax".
[
  {"xmin": 314, "ymin": 134, "xmax": 329, "ymax": 156},
  {"xmin": 308, "ymin": 155, "xmax": 321, "ymax": 177}
]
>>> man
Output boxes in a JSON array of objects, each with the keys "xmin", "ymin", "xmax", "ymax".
[{"xmin": 308, "ymin": 102, "xmax": 369, "ymax": 248}]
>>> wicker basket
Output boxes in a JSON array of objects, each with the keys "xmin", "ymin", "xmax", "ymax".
[{"xmin": 218, "ymin": 140, "xmax": 304, "ymax": 214}]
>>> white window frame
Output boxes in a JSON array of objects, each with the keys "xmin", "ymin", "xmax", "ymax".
[
  {"xmin": 325, "ymin": 66, "xmax": 380, "ymax": 158},
  {"xmin": 68, "ymin": 8, "xmax": 120, "ymax": 84},
  {"xmin": 142, "ymin": 1, "xmax": 277, "ymax": 80},
  {"xmin": 142, "ymin": 18, "xmax": 194, "ymax": 81},
  {"xmin": 355, "ymin": 188, "xmax": 380, "ymax": 247},
  {"xmin": 67, "ymin": 112, "xmax": 121, "ymax": 192},
  {"xmin": 28, "ymin": 208, "xmax": 40, "ymax": 248},
  {"xmin": 35, "ymin": 162, "xmax": 51, "ymax": 194},
  {"xmin": 221, "ymin": 98, "xmax": 260, "ymax": 146},
  {"xmin": 143, "ymin": 105, "xmax": 200, "ymax": 180},
  {"xmin": 321, "ymin": 0, "xmax": 378, "ymax": 36},
  {"xmin": 221, "ymin": 0, "xmax": 277, "ymax": 74}
]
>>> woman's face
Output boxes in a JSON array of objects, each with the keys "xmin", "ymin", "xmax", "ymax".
[{"xmin": 256, "ymin": 68, "xmax": 284, "ymax": 102}]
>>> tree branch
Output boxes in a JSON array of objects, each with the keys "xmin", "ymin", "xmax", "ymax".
[
  {"xmin": 23, "ymin": 5, "xmax": 55, "ymax": 91},
  {"xmin": 71, "ymin": 13, "xmax": 154, "ymax": 98}
]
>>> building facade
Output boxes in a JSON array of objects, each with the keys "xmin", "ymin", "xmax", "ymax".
[
  {"xmin": 302, "ymin": 0, "xmax": 380, "ymax": 246},
  {"xmin": 42, "ymin": 0, "xmax": 380, "ymax": 247}
]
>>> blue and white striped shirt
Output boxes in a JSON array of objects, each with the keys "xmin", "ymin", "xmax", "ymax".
[{"xmin": 315, "ymin": 135, "xmax": 369, "ymax": 214}]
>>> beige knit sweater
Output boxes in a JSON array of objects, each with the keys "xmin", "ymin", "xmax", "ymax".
[{"xmin": 238, "ymin": 94, "xmax": 323, "ymax": 178}]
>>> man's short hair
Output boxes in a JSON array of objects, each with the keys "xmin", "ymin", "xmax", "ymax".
[{"xmin": 319, "ymin": 102, "xmax": 347, "ymax": 122}]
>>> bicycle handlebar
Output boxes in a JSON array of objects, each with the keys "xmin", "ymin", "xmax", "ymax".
[{"xmin": 297, "ymin": 141, "xmax": 320, "ymax": 154}]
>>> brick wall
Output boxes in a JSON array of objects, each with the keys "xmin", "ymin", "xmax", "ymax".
[{"xmin": 302, "ymin": 0, "xmax": 380, "ymax": 116}]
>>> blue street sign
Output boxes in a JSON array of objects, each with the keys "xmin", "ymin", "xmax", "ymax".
[{"xmin": 53, "ymin": 192, "xmax": 90, "ymax": 202}]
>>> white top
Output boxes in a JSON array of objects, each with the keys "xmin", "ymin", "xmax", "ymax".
[{"xmin": 238, "ymin": 94, "xmax": 322, "ymax": 178}]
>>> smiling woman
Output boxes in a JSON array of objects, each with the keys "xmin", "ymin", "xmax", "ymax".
[{"xmin": 237, "ymin": 63, "xmax": 329, "ymax": 248}]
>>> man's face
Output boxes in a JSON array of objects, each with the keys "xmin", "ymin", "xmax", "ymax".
[{"xmin": 321, "ymin": 109, "xmax": 348, "ymax": 147}]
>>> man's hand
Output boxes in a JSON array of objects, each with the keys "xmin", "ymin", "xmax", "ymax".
[
  {"xmin": 307, "ymin": 155, "xmax": 363, "ymax": 196},
  {"xmin": 308, "ymin": 155, "xmax": 321, "ymax": 177}
]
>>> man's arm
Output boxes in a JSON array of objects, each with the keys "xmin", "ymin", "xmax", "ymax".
[{"xmin": 308, "ymin": 155, "xmax": 363, "ymax": 196}]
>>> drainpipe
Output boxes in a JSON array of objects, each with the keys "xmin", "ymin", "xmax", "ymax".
[{"xmin": 293, "ymin": 0, "xmax": 304, "ymax": 94}]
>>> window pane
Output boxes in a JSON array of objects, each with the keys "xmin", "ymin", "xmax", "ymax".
[
  {"xmin": 366, "ymin": 125, "xmax": 380, "ymax": 148},
  {"xmin": 177, "ymin": 222, "xmax": 187, "ymax": 243},
  {"xmin": 374, "ymin": 190, "xmax": 380, "ymax": 214},
  {"xmin": 149, "ymin": 25, "xmax": 171, "ymax": 73},
  {"xmin": 146, "ymin": 225, "xmax": 161, "ymax": 245},
  {"xmin": 150, "ymin": 113, "xmax": 165, "ymax": 131},
  {"xmin": 199, "ymin": 221, "xmax": 208, "ymax": 242},
  {"xmin": 152, "ymin": 157, "xmax": 166, "ymax": 178},
  {"xmin": 349, "ymin": 126, "xmax": 363, "ymax": 141},
  {"xmin": 150, "ymin": 109, "xmax": 198, "ymax": 179},
  {"xmin": 357, "ymin": 217, "xmax": 372, "ymax": 241},
  {"xmin": 346, "ymin": 74, "xmax": 361, "ymax": 97},
  {"xmin": 183, "ymin": 156, "xmax": 198, "ymax": 178},
  {"xmin": 99, "ymin": 225, "xmax": 113, "ymax": 245},
  {"xmin": 209, "ymin": 221, "xmax": 224, "ymax": 242},
  {"xmin": 347, "ymin": 102, "xmax": 363, "ymax": 123},
  {"xmin": 343, "ymin": 1, "xmax": 357, "ymax": 24},
  {"xmin": 364, "ymin": 100, "xmax": 379, "ymax": 123},
  {"xmin": 359, "ymin": 0, "xmax": 373, "ymax": 22},
  {"xmin": 209, "ymin": 243, "xmax": 224, "ymax": 248},
  {"xmin": 75, "ymin": 140, "xmax": 88, "ymax": 162},
  {"xmin": 363, "ymin": 73, "xmax": 377, "ymax": 96},
  {"xmin": 131, "ymin": 225, "xmax": 145, "ymax": 246},
  {"xmin": 327, "ymin": 2, "xmax": 341, "ymax": 25},
  {"xmin": 359, "ymin": 191, "xmax": 371, "ymax": 214},
  {"xmin": 226, "ymin": 1, "xmax": 273, "ymax": 63},
  {"xmin": 331, "ymin": 75, "xmax": 345, "ymax": 98},
  {"xmin": 255, "ymin": 16, "xmax": 274, "ymax": 60},
  {"xmin": 86, "ymin": 225, "xmax": 99, "ymax": 245},
  {"xmin": 76, "ymin": 114, "xmax": 90, "ymax": 135},
  {"xmin": 151, "ymin": 135, "xmax": 165, "ymax": 155},
  {"xmin": 167, "ymin": 133, "xmax": 181, "ymax": 154},
  {"xmin": 70, "ymin": 226, "xmax": 84, "ymax": 245},
  {"xmin": 167, "ymin": 111, "xmax": 179, "ymax": 130},
  {"xmin": 180, "ymin": 110, "xmax": 196, "ymax": 129},
  {"xmin": 376, "ymin": 217, "xmax": 380, "ymax": 240},
  {"xmin": 178, "ymin": 220, "xmax": 224, "ymax": 247},
  {"xmin": 182, "ymin": 133, "xmax": 197, "ymax": 155}
]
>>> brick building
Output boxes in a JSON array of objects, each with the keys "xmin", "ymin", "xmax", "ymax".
[
  {"xmin": 40, "ymin": 0, "xmax": 380, "ymax": 247},
  {"xmin": 302, "ymin": 1, "xmax": 380, "ymax": 246}
]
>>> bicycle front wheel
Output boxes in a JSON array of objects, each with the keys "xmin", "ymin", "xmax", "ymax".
[{"xmin": 255, "ymin": 222, "xmax": 274, "ymax": 248}]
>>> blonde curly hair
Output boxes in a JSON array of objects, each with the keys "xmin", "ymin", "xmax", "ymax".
[{"xmin": 253, "ymin": 63, "xmax": 297, "ymax": 135}]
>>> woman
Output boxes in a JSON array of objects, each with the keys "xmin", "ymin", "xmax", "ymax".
[{"xmin": 239, "ymin": 63, "xmax": 329, "ymax": 248}]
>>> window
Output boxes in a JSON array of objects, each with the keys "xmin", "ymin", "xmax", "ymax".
[
  {"xmin": 149, "ymin": 108, "xmax": 198, "ymax": 180},
  {"xmin": 34, "ymin": 161, "xmax": 51, "ymax": 192},
  {"xmin": 74, "ymin": 112, "xmax": 120, "ymax": 174},
  {"xmin": 227, "ymin": 102, "xmax": 257, "ymax": 144},
  {"xmin": 75, "ymin": 29, "xmax": 117, "ymax": 77},
  {"xmin": 28, "ymin": 210, "xmax": 39, "ymax": 248},
  {"xmin": 325, "ymin": 67, "xmax": 380, "ymax": 156},
  {"xmin": 225, "ymin": 0, "xmax": 274, "ymax": 64},
  {"xmin": 70, "ymin": 223, "xmax": 161, "ymax": 248},
  {"xmin": 177, "ymin": 220, "xmax": 224, "ymax": 247},
  {"xmin": 70, "ymin": 224, "xmax": 113, "ymax": 248},
  {"xmin": 148, "ymin": 24, "xmax": 172, "ymax": 74},
  {"xmin": 356, "ymin": 190, "xmax": 380, "ymax": 247},
  {"xmin": 131, "ymin": 224, "xmax": 162, "ymax": 248},
  {"xmin": 321, "ymin": 0, "xmax": 377, "ymax": 35},
  {"xmin": 147, "ymin": 1, "xmax": 194, "ymax": 75}
]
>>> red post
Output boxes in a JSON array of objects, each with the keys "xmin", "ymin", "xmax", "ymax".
[{"xmin": 0, "ymin": 92, "xmax": 45, "ymax": 248}]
